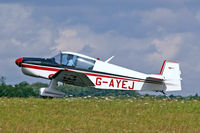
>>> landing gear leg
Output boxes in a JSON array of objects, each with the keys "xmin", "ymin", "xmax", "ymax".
[
  {"xmin": 39, "ymin": 79, "xmax": 65, "ymax": 98},
  {"xmin": 160, "ymin": 90, "xmax": 171, "ymax": 100}
]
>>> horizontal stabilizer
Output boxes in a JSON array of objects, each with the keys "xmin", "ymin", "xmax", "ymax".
[{"xmin": 146, "ymin": 74, "xmax": 164, "ymax": 84}]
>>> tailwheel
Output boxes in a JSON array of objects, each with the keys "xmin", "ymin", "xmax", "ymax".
[{"xmin": 160, "ymin": 90, "xmax": 171, "ymax": 100}]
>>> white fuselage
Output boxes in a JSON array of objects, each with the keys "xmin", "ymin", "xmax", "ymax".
[{"xmin": 21, "ymin": 59, "xmax": 162, "ymax": 91}]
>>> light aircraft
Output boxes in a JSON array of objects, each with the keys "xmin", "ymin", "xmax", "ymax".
[{"xmin": 15, "ymin": 52, "xmax": 182, "ymax": 98}]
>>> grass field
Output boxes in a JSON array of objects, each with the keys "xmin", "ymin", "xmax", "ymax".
[{"xmin": 0, "ymin": 97, "xmax": 200, "ymax": 133}]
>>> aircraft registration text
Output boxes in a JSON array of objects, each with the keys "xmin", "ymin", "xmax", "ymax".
[{"xmin": 95, "ymin": 77, "xmax": 134, "ymax": 90}]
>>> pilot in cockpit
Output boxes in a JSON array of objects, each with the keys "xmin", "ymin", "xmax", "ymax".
[{"xmin": 66, "ymin": 54, "xmax": 74, "ymax": 66}]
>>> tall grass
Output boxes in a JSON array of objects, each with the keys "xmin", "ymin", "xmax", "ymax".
[{"xmin": 0, "ymin": 97, "xmax": 200, "ymax": 133}]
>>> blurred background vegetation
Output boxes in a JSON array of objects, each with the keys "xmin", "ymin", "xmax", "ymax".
[
  {"xmin": 0, "ymin": 76, "xmax": 140, "ymax": 98},
  {"xmin": 0, "ymin": 76, "xmax": 199, "ymax": 99}
]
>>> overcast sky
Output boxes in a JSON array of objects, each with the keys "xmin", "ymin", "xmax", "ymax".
[{"xmin": 0, "ymin": 0, "xmax": 200, "ymax": 96}]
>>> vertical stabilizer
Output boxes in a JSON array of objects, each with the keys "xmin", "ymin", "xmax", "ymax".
[{"xmin": 160, "ymin": 60, "xmax": 182, "ymax": 91}]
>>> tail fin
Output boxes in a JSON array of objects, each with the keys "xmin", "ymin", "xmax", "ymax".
[{"xmin": 160, "ymin": 60, "xmax": 182, "ymax": 91}]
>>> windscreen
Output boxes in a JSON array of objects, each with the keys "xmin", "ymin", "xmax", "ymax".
[{"xmin": 52, "ymin": 53, "xmax": 61, "ymax": 64}]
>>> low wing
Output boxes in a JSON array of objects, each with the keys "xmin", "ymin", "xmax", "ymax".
[{"xmin": 52, "ymin": 70, "xmax": 94, "ymax": 87}]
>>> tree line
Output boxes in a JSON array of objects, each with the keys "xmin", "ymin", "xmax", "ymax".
[
  {"xmin": 0, "ymin": 76, "xmax": 199, "ymax": 99},
  {"xmin": 0, "ymin": 76, "xmax": 139, "ymax": 98}
]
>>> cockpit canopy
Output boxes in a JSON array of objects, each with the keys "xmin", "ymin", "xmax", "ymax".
[{"xmin": 52, "ymin": 53, "xmax": 96, "ymax": 70}]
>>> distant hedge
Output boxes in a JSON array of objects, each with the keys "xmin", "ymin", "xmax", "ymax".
[
  {"xmin": 0, "ymin": 82, "xmax": 42, "ymax": 97},
  {"xmin": 0, "ymin": 81, "xmax": 139, "ymax": 98},
  {"xmin": 0, "ymin": 81, "xmax": 199, "ymax": 99}
]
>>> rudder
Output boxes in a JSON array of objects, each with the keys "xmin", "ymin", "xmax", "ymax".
[{"xmin": 160, "ymin": 60, "xmax": 182, "ymax": 91}]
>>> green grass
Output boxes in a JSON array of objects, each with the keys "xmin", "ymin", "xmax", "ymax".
[{"xmin": 0, "ymin": 97, "xmax": 200, "ymax": 133}]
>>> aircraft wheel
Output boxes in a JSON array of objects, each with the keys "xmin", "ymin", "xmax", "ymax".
[{"xmin": 41, "ymin": 96, "xmax": 53, "ymax": 99}]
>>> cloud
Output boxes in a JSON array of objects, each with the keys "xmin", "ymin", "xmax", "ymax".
[
  {"xmin": 0, "ymin": 4, "xmax": 56, "ymax": 58},
  {"xmin": 0, "ymin": 4, "xmax": 58, "ymax": 84},
  {"xmin": 53, "ymin": 25, "xmax": 151, "ymax": 61},
  {"xmin": 54, "ymin": 27, "xmax": 94, "ymax": 52},
  {"xmin": 141, "ymin": 8, "xmax": 177, "ymax": 25},
  {"xmin": 148, "ymin": 34, "xmax": 183, "ymax": 62},
  {"xmin": 119, "ymin": 8, "xmax": 200, "ymax": 36},
  {"xmin": 0, "ymin": 2, "xmax": 200, "ymax": 96},
  {"xmin": 0, "ymin": 4, "xmax": 32, "ymax": 34}
]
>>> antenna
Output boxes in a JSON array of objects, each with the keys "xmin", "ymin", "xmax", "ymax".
[{"xmin": 105, "ymin": 56, "xmax": 114, "ymax": 63}]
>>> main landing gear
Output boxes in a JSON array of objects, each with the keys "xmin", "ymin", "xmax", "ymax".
[{"xmin": 39, "ymin": 79, "xmax": 65, "ymax": 98}]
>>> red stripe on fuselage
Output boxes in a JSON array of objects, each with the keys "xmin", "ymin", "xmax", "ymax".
[
  {"xmin": 22, "ymin": 64, "xmax": 62, "ymax": 71},
  {"xmin": 22, "ymin": 63, "xmax": 145, "ymax": 83}
]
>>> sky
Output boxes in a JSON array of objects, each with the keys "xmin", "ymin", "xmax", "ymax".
[{"xmin": 0, "ymin": 0, "xmax": 200, "ymax": 96}]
